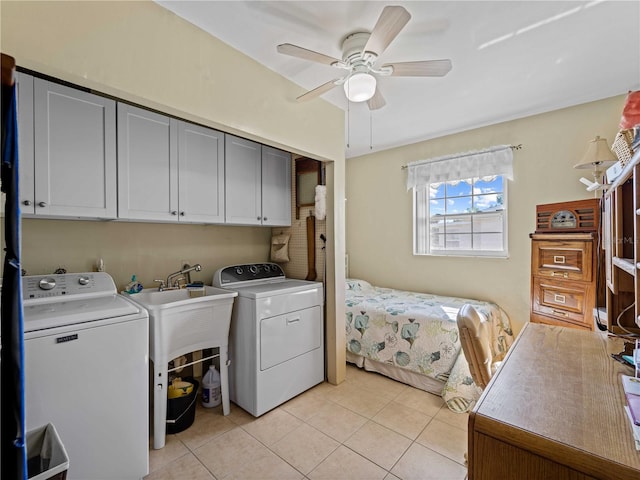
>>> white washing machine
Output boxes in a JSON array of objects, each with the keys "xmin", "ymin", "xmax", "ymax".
[
  {"xmin": 213, "ymin": 263, "xmax": 324, "ymax": 416},
  {"xmin": 20, "ymin": 272, "xmax": 149, "ymax": 480}
]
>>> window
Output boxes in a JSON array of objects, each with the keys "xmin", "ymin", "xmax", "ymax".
[
  {"xmin": 407, "ymin": 145, "xmax": 514, "ymax": 257},
  {"xmin": 414, "ymin": 176, "xmax": 508, "ymax": 256}
]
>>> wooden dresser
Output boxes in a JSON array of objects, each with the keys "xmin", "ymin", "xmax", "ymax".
[
  {"xmin": 530, "ymin": 232, "xmax": 597, "ymax": 330},
  {"xmin": 468, "ymin": 323, "xmax": 640, "ymax": 480}
]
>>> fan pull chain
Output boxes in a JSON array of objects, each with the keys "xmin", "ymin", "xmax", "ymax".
[
  {"xmin": 370, "ymin": 111, "xmax": 373, "ymax": 150},
  {"xmin": 346, "ymin": 96, "xmax": 350, "ymax": 149}
]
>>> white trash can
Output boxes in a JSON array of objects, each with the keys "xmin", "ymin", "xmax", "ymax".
[{"xmin": 27, "ymin": 423, "xmax": 69, "ymax": 480}]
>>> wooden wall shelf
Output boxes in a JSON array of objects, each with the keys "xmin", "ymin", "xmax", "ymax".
[{"xmin": 604, "ymin": 150, "xmax": 640, "ymax": 334}]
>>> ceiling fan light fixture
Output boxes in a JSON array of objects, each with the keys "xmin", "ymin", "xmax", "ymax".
[{"xmin": 343, "ymin": 72, "xmax": 377, "ymax": 102}]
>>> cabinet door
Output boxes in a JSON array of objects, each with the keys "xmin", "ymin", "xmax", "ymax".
[
  {"xmin": 177, "ymin": 121, "xmax": 225, "ymax": 223},
  {"xmin": 16, "ymin": 72, "xmax": 35, "ymax": 215},
  {"xmin": 261, "ymin": 145, "xmax": 292, "ymax": 226},
  {"xmin": 33, "ymin": 79, "xmax": 116, "ymax": 218},
  {"xmin": 117, "ymin": 103, "xmax": 178, "ymax": 221},
  {"xmin": 225, "ymin": 134, "xmax": 261, "ymax": 225}
]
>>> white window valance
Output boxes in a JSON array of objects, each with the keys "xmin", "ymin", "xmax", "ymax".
[{"xmin": 406, "ymin": 145, "xmax": 514, "ymax": 190}]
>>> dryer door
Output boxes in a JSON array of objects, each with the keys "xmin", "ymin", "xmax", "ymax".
[{"xmin": 260, "ymin": 306, "xmax": 322, "ymax": 370}]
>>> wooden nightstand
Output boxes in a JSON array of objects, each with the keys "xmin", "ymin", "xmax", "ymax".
[{"xmin": 530, "ymin": 232, "xmax": 596, "ymax": 330}]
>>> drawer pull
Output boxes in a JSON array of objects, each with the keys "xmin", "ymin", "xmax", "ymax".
[
  {"xmin": 552, "ymin": 309, "xmax": 568, "ymax": 317},
  {"xmin": 287, "ymin": 317, "xmax": 300, "ymax": 325},
  {"xmin": 554, "ymin": 294, "xmax": 566, "ymax": 304},
  {"xmin": 553, "ymin": 255, "xmax": 566, "ymax": 264},
  {"xmin": 551, "ymin": 271, "xmax": 569, "ymax": 279}
]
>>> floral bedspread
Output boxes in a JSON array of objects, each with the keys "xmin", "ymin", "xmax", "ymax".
[{"xmin": 345, "ymin": 279, "xmax": 514, "ymax": 412}]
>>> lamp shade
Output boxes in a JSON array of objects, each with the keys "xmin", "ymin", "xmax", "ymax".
[
  {"xmin": 343, "ymin": 72, "xmax": 376, "ymax": 102},
  {"xmin": 573, "ymin": 136, "xmax": 617, "ymax": 169}
]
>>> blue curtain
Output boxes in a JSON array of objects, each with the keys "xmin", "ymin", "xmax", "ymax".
[{"xmin": 1, "ymin": 71, "xmax": 27, "ymax": 479}]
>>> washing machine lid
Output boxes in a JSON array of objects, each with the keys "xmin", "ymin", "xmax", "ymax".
[
  {"xmin": 23, "ymin": 294, "xmax": 142, "ymax": 332},
  {"xmin": 231, "ymin": 279, "xmax": 322, "ymax": 299}
]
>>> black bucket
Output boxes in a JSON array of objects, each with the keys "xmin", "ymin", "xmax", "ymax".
[{"xmin": 166, "ymin": 377, "xmax": 199, "ymax": 434}]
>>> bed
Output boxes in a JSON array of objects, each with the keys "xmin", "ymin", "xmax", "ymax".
[{"xmin": 345, "ymin": 279, "xmax": 514, "ymax": 413}]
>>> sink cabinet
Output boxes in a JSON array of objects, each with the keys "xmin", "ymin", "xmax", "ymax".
[
  {"xmin": 117, "ymin": 104, "xmax": 225, "ymax": 223},
  {"xmin": 225, "ymin": 134, "xmax": 291, "ymax": 226},
  {"xmin": 17, "ymin": 72, "xmax": 117, "ymax": 219}
]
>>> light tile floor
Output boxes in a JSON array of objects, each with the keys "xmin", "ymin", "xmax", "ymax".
[{"xmin": 146, "ymin": 364, "xmax": 468, "ymax": 480}]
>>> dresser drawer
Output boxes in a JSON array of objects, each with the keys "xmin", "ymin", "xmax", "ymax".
[
  {"xmin": 531, "ymin": 277, "xmax": 593, "ymax": 328},
  {"xmin": 531, "ymin": 240, "xmax": 592, "ymax": 282}
]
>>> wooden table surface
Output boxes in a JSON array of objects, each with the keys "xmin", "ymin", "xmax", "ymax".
[{"xmin": 469, "ymin": 322, "xmax": 640, "ymax": 480}]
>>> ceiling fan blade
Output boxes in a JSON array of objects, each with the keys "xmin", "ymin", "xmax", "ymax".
[
  {"xmin": 367, "ymin": 88, "xmax": 386, "ymax": 111},
  {"xmin": 277, "ymin": 43, "xmax": 340, "ymax": 66},
  {"xmin": 383, "ymin": 59, "xmax": 452, "ymax": 77},
  {"xmin": 296, "ymin": 79, "xmax": 341, "ymax": 102},
  {"xmin": 363, "ymin": 6, "xmax": 411, "ymax": 56}
]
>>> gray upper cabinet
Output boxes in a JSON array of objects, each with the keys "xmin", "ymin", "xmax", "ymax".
[
  {"xmin": 18, "ymin": 75, "xmax": 117, "ymax": 219},
  {"xmin": 117, "ymin": 103, "xmax": 225, "ymax": 224},
  {"xmin": 261, "ymin": 145, "xmax": 291, "ymax": 226},
  {"xmin": 224, "ymin": 135, "xmax": 291, "ymax": 226},
  {"xmin": 177, "ymin": 121, "xmax": 225, "ymax": 223},
  {"xmin": 117, "ymin": 103, "xmax": 178, "ymax": 222},
  {"xmin": 13, "ymin": 72, "xmax": 289, "ymax": 227},
  {"xmin": 225, "ymin": 135, "xmax": 262, "ymax": 225},
  {"xmin": 15, "ymin": 72, "xmax": 34, "ymax": 215}
]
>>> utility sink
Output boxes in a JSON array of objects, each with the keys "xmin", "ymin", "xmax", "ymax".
[
  {"xmin": 127, "ymin": 286, "xmax": 237, "ymax": 360},
  {"xmin": 125, "ymin": 286, "xmax": 238, "ymax": 450},
  {"xmin": 132, "ymin": 286, "xmax": 235, "ymax": 310}
]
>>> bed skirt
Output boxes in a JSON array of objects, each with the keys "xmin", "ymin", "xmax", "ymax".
[{"xmin": 346, "ymin": 351, "xmax": 445, "ymax": 398}]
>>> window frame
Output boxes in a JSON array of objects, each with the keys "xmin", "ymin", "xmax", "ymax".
[{"xmin": 413, "ymin": 176, "xmax": 509, "ymax": 258}]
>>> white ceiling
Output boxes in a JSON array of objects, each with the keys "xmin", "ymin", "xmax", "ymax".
[{"xmin": 156, "ymin": 1, "xmax": 640, "ymax": 158}]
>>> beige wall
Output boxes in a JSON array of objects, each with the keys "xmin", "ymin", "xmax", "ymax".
[
  {"xmin": 1, "ymin": 1, "xmax": 346, "ymax": 382},
  {"xmin": 21, "ymin": 219, "xmax": 271, "ymax": 289},
  {"xmin": 345, "ymin": 95, "xmax": 625, "ymax": 335}
]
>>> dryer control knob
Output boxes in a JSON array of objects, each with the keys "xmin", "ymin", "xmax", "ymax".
[
  {"xmin": 249, "ymin": 265, "xmax": 258, "ymax": 274},
  {"xmin": 234, "ymin": 267, "xmax": 244, "ymax": 276},
  {"xmin": 39, "ymin": 278, "xmax": 56, "ymax": 290},
  {"xmin": 78, "ymin": 276, "xmax": 90, "ymax": 286}
]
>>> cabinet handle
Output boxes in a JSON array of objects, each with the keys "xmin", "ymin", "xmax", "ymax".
[
  {"xmin": 171, "ymin": 211, "xmax": 177, "ymax": 216},
  {"xmin": 554, "ymin": 294, "xmax": 566, "ymax": 304},
  {"xmin": 263, "ymin": 217, "xmax": 267, "ymax": 221},
  {"xmin": 22, "ymin": 200, "xmax": 32, "ymax": 206},
  {"xmin": 551, "ymin": 271, "xmax": 568, "ymax": 279},
  {"xmin": 553, "ymin": 255, "xmax": 566, "ymax": 264},
  {"xmin": 180, "ymin": 212, "xmax": 185, "ymax": 216},
  {"xmin": 257, "ymin": 217, "xmax": 261, "ymax": 221},
  {"xmin": 552, "ymin": 309, "xmax": 568, "ymax": 317},
  {"xmin": 38, "ymin": 201, "xmax": 46, "ymax": 208}
]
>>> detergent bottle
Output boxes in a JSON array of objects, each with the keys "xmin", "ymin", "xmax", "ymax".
[{"xmin": 202, "ymin": 365, "xmax": 221, "ymax": 408}]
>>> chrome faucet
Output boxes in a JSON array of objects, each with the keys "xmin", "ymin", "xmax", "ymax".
[{"xmin": 165, "ymin": 263, "xmax": 202, "ymax": 290}]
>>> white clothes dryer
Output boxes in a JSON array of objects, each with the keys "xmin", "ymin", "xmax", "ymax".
[{"xmin": 213, "ymin": 263, "xmax": 324, "ymax": 416}]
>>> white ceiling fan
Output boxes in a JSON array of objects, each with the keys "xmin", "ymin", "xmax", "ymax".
[{"xmin": 277, "ymin": 5, "xmax": 453, "ymax": 110}]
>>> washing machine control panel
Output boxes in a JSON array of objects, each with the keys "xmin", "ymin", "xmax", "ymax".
[
  {"xmin": 214, "ymin": 263, "xmax": 285, "ymax": 286},
  {"xmin": 22, "ymin": 272, "xmax": 116, "ymax": 301}
]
